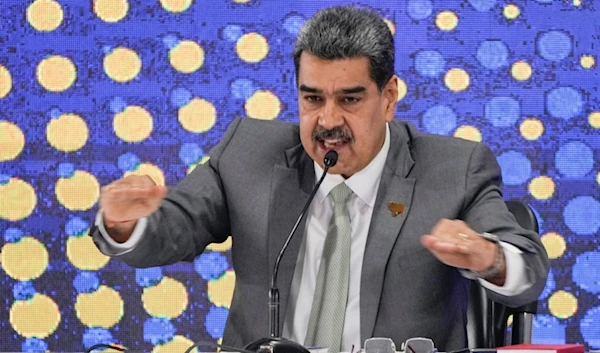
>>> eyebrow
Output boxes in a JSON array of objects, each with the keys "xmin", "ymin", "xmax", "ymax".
[{"xmin": 299, "ymin": 84, "xmax": 367, "ymax": 95}]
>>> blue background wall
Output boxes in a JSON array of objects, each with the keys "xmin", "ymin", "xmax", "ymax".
[{"xmin": 0, "ymin": 0, "xmax": 599, "ymax": 351}]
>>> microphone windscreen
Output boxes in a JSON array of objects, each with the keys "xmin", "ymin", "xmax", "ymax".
[
  {"xmin": 323, "ymin": 150, "xmax": 338, "ymax": 168},
  {"xmin": 364, "ymin": 337, "xmax": 396, "ymax": 353}
]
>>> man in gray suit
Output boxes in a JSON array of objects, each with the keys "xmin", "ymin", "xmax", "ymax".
[{"xmin": 92, "ymin": 6, "xmax": 549, "ymax": 353}]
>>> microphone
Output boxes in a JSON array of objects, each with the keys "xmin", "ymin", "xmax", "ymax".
[
  {"xmin": 245, "ymin": 150, "xmax": 338, "ymax": 353},
  {"xmin": 364, "ymin": 338, "xmax": 396, "ymax": 353}
]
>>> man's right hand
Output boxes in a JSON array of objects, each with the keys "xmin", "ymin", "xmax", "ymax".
[{"xmin": 100, "ymin": 175, "xmax": 168, "ymax": 243}]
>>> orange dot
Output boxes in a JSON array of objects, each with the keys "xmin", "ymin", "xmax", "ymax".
[
  {"xmin": 580, "ymin": 55, "xmax": 596, "ymax": 69},
  {"xmin": 548, "ymin": 290, "xmax": 578, "ymax": 319},
  {"xmin": 589, "ymin": 111, "xmax": 600, "ymax": 128},
  {"xmin": 503, "ymin": 4, "xmax": 520, "ymax": 20},
  {"xmin": 444, "ymin": 68, "xmax": 470, "ymax": 92},
  {"xmin": 55, "ymin": 171, "xmax": 100, "ymax": 211},
  {"xmin": 511, "ymin": 61, "xmax": 532, "ymax": 81},
  {"xmin": 27, "ymin": 0, "xmax": 64, "ymax": 32},
  {"xmin": 0, "ymin": 178, "xmax": 37, "ymax": 221},
  {"xmin": 520, "ymin": 118, "xmax": 544, "ymax": 140},
  {"xmin": 435, "ymin": 11, "xmax": 458, "ymax": 31},
  {"xmin": 245, "ymin": 90, "xmax": 280, "ymax": 120},
  {"xmin": 36, "ymin": 55, "xmax": 77, "ymax": 92},
  {"xmin": 397, "ymin": 78, "xmax": 407, "ymax": 101},
  {"xmin": 383, "ymin": 18, "xmax": 395, "ymax": 35},
  {"xmin": 10, "ymin": 294, "xmax": 61, "ymax": 338},
  {"xmin": 529, "ymin": 176, "xmax": 555, "ymax": 200},
  {"xmin": 541, "ymin": 232, "xmax": 566, "ymax": 259},
  {"xmin": 0, "ymin": 65, "xmax": 13, "ymax": 98},
  {"xmin": 236, "ymin": 33, "xmax": 269, "ymax": 63},
  {"xmin": 454, "ymin": 125, "xmax": 482, "ymax": 142},
  {"xmin": 0, "ymin": 121, "xmax": 25, "ymax": 161}
]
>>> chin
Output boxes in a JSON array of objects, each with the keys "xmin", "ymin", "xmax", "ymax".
[{"xmin": 327, "ymin": 164, "xmax": 351, "ymax": 177}]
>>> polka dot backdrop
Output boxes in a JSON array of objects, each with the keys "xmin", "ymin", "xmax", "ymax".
[{"xmin": 0, "ymin": 0, "xmax": 599, "ymax": 351}]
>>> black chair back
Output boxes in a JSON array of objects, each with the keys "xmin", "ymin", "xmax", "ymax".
[{"xmin": 467, "ymin": 200, "xmax": 540, "ymax": 348}]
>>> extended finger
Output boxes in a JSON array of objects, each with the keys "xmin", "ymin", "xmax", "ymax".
[
  {"xmin": 102, "ymin": 186, "xmax": 158, "ymax": 200},
  {"xmin": 422, "ymin": 234, "xmax": 472, "ymax": 255},
  {"xmin": 421, "ymin": 236, "xmax": 475, "ymax": 268}
]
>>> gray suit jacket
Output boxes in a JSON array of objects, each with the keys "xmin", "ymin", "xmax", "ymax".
[{"xmin": 92, "ymin": 118, "xmax": 549, "ymax": 351}]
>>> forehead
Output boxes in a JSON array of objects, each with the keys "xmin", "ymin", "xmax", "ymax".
[{"xmin": 297, "ymin": 52, "xmax": 374, "ymax": 90}]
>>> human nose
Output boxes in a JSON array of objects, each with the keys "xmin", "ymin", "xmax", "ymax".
[{"xmin": 318, "ymin": 100, "xmax": 344, "ymax": 130}]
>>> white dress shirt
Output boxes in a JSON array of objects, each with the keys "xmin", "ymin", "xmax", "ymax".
[{"xmin": 96, "ymin": 124, "xmax": 532, "ymax": 351}]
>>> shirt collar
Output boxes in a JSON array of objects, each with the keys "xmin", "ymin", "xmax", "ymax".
[{"xmin": 314, "ymin": 123, "xmax": 391, "ymax": 207}]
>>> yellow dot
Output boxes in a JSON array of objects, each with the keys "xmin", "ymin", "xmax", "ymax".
[
  {"xmin": 541, "ymin": 232, "xmax": 567, "ymax": 259},
  {"xmin": 548, "ymin": 290, "xmax": 578, "ymax": 319},
  {"xmin": 589, "ymin": 112, "xmax": 600, "ymax": 128},
  {"xmin": 454, "ymin": 125, "xmax": 482, "ymax": 142},
  {"xmin": 36, "ymin": 55, "xmax": 77, "ymax": 92},
  {"xmin": 143, "ymin": 277, "xmax": 188, "ymax": 318},
  {"xmin": 187, "ymin": 156, "xmax": 210, "ymax": 174},
  {"xmin": 503, "ymin": 4, "xmax": 520, "ymax": 20},
  {"xmin": 104, "ymin": 47, "xmax": 142, "ymax": 83},
  {"xmin": 75, "ymin": 286, "xmax": 123, "ymax": 328},
  {"xmin": 529, "ymin": 176, "xmax": 555, "ymax": 200},
  {"xmin": 67, "ymin": 235, "xmax": 110, "ymax": 270},
  {"xmin": 0, "ymin": 121, "xmax": 25, "ymax": 161},
  {"xmin": 113, "ymin": 106, "xmax": 153, "ymax": 142},
  {"xmin": 55, "ymin": 170, "xmax": 100, "ymax": 211},
  {"xmin": 0, "ymin": 178, "xmax": 37, "ymax": 221},
  {"xmin": 10, "ymin": 294, "xmax": 61, "ymax": 338},
  {"xmin": 397, "ymin": 78, "xmax": 407, "ymax": 102},
  {"xmin": 208, "ymin": 270, "xmax": 235, "ymax": 308},
  {"xmin": 153, "ymin": 335, "xmax": 197, "ymax": 353},
  {"xmin": 0, "ymin": 64, "xmax": 12, "ymax": 98},
  {"xmin": 46, "ymin": 113, "xmax": 89, "ymax": 152},
  {"xmin": 93, "ymin": 0, "xmax": 129, "ymax": 23},
  {"xmin": 581, "ymin": 55, "xmax": 596, "ymax": 69},
  {"xmin": 125, "ymin": 163, "xmax": 165, "ymax": 186},
  {"xmin": 435, "ymin": 11, "xmax": 458, "ymax": 31},
  {"xmin": 207, "ymin": 236, "xmax": 232, "ymax": 252},
  {"xmin": 2, "ymin": 237, "xmax": 48, "ymax": 280},
  {"xmin": 520, "ymin": 118, "xmax": 544, "ymax": 140},
  {"xmin": 178, "ymin": 98, "xmax": 217, "ymax": 133},
  {"xmin": 170, "ymin": 40, "xmax": 205, "ymax": 73},
  {"xmin": 597, "ymin": 171, "xmax": 600, "ymax": 185},
  {"xmin": 233, "ymin": 0, "xmax": 251, "ymax": 3},
  {"xmin": 383, "ymin": 18, "xmax": 395, "ymax": 35},
  {"xmin": 245, "ymin": 90, "xmax": 281, "ymax": 120},
  {"xmin": 236, "ymin": 33, "xmax": 269, "ymax": 63},
  {"xmin": 573, "ymin": 0, "xmax": 582, "ymax": 6},
  {"xmin": 160, "ymin": 0, "xmax": 193, "ymax": 12},
  {"xmin": 444, "ymin": 68, "xmax": 470, "ymax": 92},
  {"xmin": 511, "ymin": 61, "xmax": 532, "ymax": 81},
  {"xmin": 27, "ymin": 0, "xmax": 63, "ymax": 32}
]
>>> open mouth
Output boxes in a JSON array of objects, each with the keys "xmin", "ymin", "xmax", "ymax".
[
  {"xmin": 318, "ymin": 138, "xmax": 350, "ymax": 151},
  {"xmin": 312, "ymin": 127, "xmax": 353, "ymax": 153}
]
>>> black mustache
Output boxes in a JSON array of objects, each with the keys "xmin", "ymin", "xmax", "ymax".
[{"xmin": 312, "ymin": 127, "xmax": 354, "ymax": 142}]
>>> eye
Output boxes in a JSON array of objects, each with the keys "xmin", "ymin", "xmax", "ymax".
[
  {"xmin": 342, "ymin": 96, "xmax": 360, "ymax": 104},
  {"xmin": 304, "ymin": 95, "xmax": 322, "ymax": 102}
]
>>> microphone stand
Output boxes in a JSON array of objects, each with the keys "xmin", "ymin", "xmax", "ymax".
[{"xmin": 245, "ymin": 151, "xmax": 338, "ymax": 353}]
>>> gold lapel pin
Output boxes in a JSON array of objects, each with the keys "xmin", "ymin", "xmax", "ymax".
[{"xmin": 387, "ymin": 202, "xmax": 405, "ymax": 217}]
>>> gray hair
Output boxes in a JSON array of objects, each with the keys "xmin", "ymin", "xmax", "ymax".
[{"xmin": 293, "ymin": 6, "xmax": 395, "ymax": 92}]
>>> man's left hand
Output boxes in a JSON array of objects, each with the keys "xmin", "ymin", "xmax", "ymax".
[{"xmin": 421, "ymin": 219, "xmax": 506, "ymax": 286}]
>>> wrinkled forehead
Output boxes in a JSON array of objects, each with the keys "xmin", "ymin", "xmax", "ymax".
[{"xmin": 297, "ymin": 53, "xmax": 375, "ymax": 92}]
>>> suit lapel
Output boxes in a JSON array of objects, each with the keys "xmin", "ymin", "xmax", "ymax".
[
  {"xmin": 360, "ymin": 121, "xmax": 416, "ymax": 342},
  {"xmin": 267, "ymin": 144, "xmax": 314, "ymax": 333}
]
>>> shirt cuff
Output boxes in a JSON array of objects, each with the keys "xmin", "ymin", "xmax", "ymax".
[
  {"xmin": 477, "ymin": 241, "xmax": 532, "ymax": 296},
  {"xmin": 95, "ymin": 210, "xmax": 148, "ymax": 255}
]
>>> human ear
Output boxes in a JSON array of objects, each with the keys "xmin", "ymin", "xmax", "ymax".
[{"xmin": 383, "ymin": 75, "xmax": 399, "ymax": 121}]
